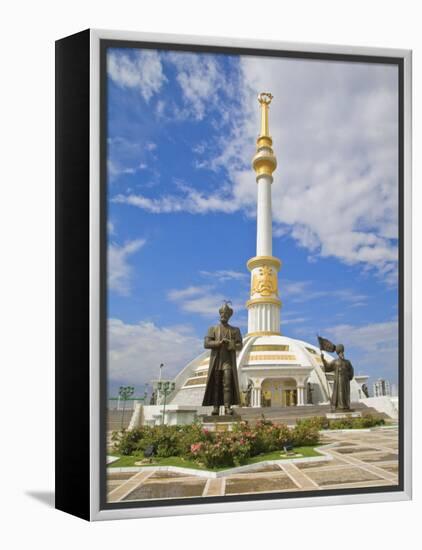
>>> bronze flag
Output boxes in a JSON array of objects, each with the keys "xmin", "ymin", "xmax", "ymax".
[{"xmin": 317, "ymin": 335, "xmax": 336, "ymax": 353}]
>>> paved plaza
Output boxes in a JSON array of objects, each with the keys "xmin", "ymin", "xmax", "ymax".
[{"xmin": 107, "ymin": 426, "xmax": 399, "ymax": 503}]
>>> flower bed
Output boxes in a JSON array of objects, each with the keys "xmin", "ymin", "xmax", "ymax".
[{"xmin": 111, "ymin": 419, "xmax": 320, "ymax": 469}]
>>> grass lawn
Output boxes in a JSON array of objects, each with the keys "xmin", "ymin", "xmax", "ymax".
[{"xmin": 109, "ymin": 445, "xmax": 322, "ymax": 471}]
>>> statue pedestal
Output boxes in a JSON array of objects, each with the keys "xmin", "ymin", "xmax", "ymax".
[
  {"xmin": 202, "ymin": 414, "xmax": 241, "ymax": 432},
  {"xmin": 325, "ymin": 411, "xmax": 362, "ymax": 420}
]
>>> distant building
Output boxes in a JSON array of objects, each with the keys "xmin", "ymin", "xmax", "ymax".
[
  {"xmin": 373, "ymin": 378, "xmax": 391, "ymax": 397},
  {"xmin": 354, "ymin": 375, "xmax": 369, "ymax": 399}
]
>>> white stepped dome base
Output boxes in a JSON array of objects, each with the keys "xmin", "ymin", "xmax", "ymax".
[{"xmin": 168, "ymin": 334, "xmax": 364, "ymax": 408}]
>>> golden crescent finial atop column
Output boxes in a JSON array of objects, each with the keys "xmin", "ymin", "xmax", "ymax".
[
  {"xmin": 258, "ymin": 92, "xmax": 273, "ymax": 105},
  {"xmin": 258, "ymin": 92, "xmax": 273, "ymax": 137},
  {"xmin": 252, "ymin": 92, "xmax": 277, "ymax": 176}
]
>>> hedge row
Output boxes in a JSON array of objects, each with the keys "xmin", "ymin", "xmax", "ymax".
[
  {"xmin": 296, "ymin": 414, "xmax": 385, "ymax": 431},
  {"xmin": 111, "ymin": 419, "xmax": 320, "ymax": 468}
]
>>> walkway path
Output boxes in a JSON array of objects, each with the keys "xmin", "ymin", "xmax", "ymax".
[{"xmin": 107, "ymin": 426, "xmax": 399, "ymax": 503}]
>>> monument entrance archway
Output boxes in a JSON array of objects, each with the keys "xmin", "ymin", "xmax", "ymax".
[{"xmin": 261, "ymin": 377, "xmax": 298, "ymax": 407}]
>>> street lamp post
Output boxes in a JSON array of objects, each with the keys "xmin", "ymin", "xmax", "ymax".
[
  {"xmin": 157, "ymin": 363, "xmax": 164, "ymax": 403},
  {"xmin": 156, "ymin": 381, "xmax": 175, "ymax": 425},
  {"xmin": 142, "ymin": 383, "xmax": 149, "ymax": 404},
  {"xmin": 118, "ymin": 385, "xmax": 134, "ymax": 429}
]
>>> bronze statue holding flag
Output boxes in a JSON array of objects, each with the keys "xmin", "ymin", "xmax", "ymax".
[{"xmin": 318, "ymin": 336, "xmax": 354, "ymax": 412}]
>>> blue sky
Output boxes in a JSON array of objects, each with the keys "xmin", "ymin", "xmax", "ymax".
[{"xmin": 106, "ymin": 47, "xmax": 399, "ymax": 396}]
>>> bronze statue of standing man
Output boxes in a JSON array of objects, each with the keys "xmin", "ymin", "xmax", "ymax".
[
  {"xmin": 202, "ymin": 302, "xmax": 243, "ymax": 416},
  {"xmin": 318, "ymin": 337, "xmax": 354, "ymax": 412}
]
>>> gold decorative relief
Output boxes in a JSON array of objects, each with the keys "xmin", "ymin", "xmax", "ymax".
[
  {"xmin": 247, "ymin": 256, "xmax": 281, "ymax": 271},
  {"xmin": 245, "ymin": 330, "xmax": 281, "ymax": 337},
  {"xmin": 251, "ymin": 345, "xmax": 289, "ymax": 352},
  {"xmin": 246, "ymin": 354, "xmax": 297, "ymax": 362},
  {"xmin": 184, "ymin": 377, "xmax": 207, "ymax": 387},
  {"xmin": 251, "ymin": 265, "xmax": 278, "ymax": 296}
]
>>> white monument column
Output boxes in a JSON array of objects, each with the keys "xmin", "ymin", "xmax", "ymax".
[
  {"xmin": 252, "ymin": 385, "xmax": 262, "ymax": 408},
  {"xmin": 297, "ymin": 385, "xmax": 305, "ymax": 406},
  {"xmin": 256, "ymin": 174, "xmax": 273, "ymax": 257},
  {"xmin": 247, "ymin": 93, "xmax": 282, "ymax": 336}
]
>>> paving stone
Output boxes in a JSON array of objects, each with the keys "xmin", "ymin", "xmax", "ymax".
[
  {"xmin": 149, "ymin": 470, "xmax": 191, "ymax": 479},
  {"xmin": 107, "ymin": 480, "xmax": 124, "ymax": 492},
  {"xmin": 377, "ymin": 463, "xmax": 399, "ymax": 474},
  {"xmin": 296, "ymin": 458, "xmax": 345, "ymax": 469},
  {"xmin": 108, "ymin": 470, "xmax": 156, "ymax": 502},
  {"xmin": 225, "ymin": 474, "xmax": 297, "ymax": 494},
  {"xmin": 107, "ymin": 472, "xmax": 136, "ymax": 481},
  {"xmin": 353, "ymin": 452, "xmax": 398, "ymax": 463},
  {"xmin": 306, "ymin": 466, "xmax": 382, "ymax": 486},
  {"xmin": 106, "ymin": 426, "xmax": 399, "ymax": 502},
  {"xmin": 203, "ymin": 478, "xmax": 224, "ymax": 496},
  {"xmin": 335, "ymin": 446, "xmax": 378, "ymax": 454},
  {"xmin": 240, "ymin": 464, "xmax": 283, "ymax": 473},
  {"xmin": 122, "ymin": 479, "xmax": 207, "ymax": 500}
]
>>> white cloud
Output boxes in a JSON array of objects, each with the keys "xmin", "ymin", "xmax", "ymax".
[
  {"xmin": 222, "ymin": 57, "xmax": 399, "ymax": 283},
  {"xmin": 107, "ymin": 221, "xmax": 115, "ymax": 235},
  {"xmin": 282, "ymin": 279, "xmax": 368, "ymax": 306},
  {"xmin": 156, "ymin": 99, "xmax": 166, "ymax": 118},
  {"xmin": 107, "ymin": 137, "xmax": 158, "ymax": 182},
  {"xmin": 282, "ymin": 280, "xmax": 311, "ymax": 297},
  {"xmin": 108, "ymin": 239, "xmax": 146, "ymax": 295},
  {"xmin": 111, "ymin": 54, "xmax": 399, "ymax": 285},
  {"xmin": 323, "ymin": 320, "xmax": 398, "ymax": 380},
  {"xmin": 108, "ymin": 50, "xmax": 167, "ymax": 101},
  {"xmin": 166, "ymin": 52, "xmax": 232, "ymax": 120},
  {"xmin": 108, "ymin": 318, "xmax": 202, "ymax": 385},
  {"xmin": 282, "ymin": 315, "xmax": 309, "ymax": 325},
  {"xmin": 112, "ymin": 184, "xmax": 239, "ymax": 215},
  {"xmin": 200, "ymin": 269, "xmax": 248, "ymax": 282},
  {"xmin": 193, "ymin": 143, "xmax": 206, "ymax": 155},
  {"xmin": 167, "ymin": 285, "xmax": 211, "ymax": 301},
  {"xmin": 168, "ymin": 285, "xmax": 243, "ymax": 318}
]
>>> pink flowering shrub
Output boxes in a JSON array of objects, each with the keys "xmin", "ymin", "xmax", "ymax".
[
  {"xmin": 112, "ymin": 419, "xmax": 320, "ymax": 467},
  {"xmin": 190, "ymin": 442, "xmax": 203, "ymax": 455},
  {"xmin": 191, "ymin": 434, "xmax": 252, "ymax": 468},
  {"xmin": 233, "ymin": 420, "xmax": 292, "ymax": 455}
]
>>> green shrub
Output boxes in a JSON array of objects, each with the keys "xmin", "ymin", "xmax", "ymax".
[
  {"xmin": 296, "ymin": 416, "xmax": 328, "ymax": 431},
  {"xmin": 136, "ymin": 425, "xmax": 184, "ymax": 458},
  {"xmin": 176, "ymin": 422, "xmax": 213, "ymax": 454},
  {"xmin": 112, "ymin": 423, "xmax": 213, "ymax": 458},
  {"xmin": 112, "ymin": 419, "xmax": 321, "ymax": 468},
  {"xmin": 328, "ymin": 418, "xmax": 354, "ymax": 430},
  {"xmin": 295, "ymin": 414, "xmax": 385, "ymax": 432},
  {"xmin": 111, "ymin": 428, "xmax": 144, "ymax": 456},
  {"xmin": 327, "ymin": 414, "xmax": 385, "ymax": 430},
  {"xmin": 250, "ymin": 421, "xmax": 292, "ymax": 454},
  {"xmin": 291, "ymin": 422, "xmax": 320, "ymax": 446}
]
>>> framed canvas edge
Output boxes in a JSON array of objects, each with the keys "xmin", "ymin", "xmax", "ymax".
[{"xmin": 88, "ymin": 28, "xmax": 412, "ymax": 521}]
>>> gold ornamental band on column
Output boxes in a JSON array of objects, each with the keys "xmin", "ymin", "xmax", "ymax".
[
  {"xmin": 247, "ymin": 255, "xmax": 282, "ymax": 271},
  {"xmin": 246, "ymin": 296, "xmax": 282, "ymax": 308},
  {"xmin": 245, "ymin": 330, "xmax": 281, "ymax": 338},
  {"xmin": 252, "ymin": 151, "xmax": 277, "ymax": 177}
]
